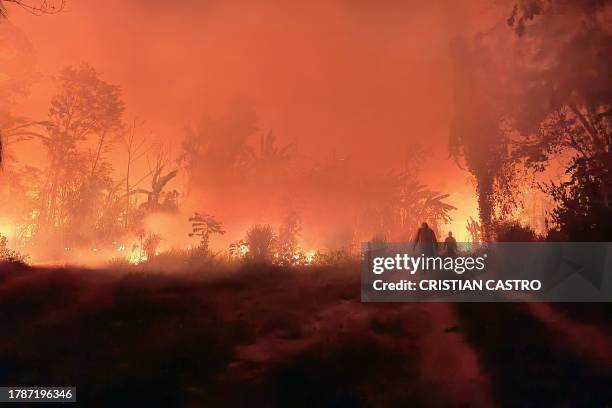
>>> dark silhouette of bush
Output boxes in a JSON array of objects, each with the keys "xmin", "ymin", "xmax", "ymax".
[
  {"xmin": 245, "ymin": 224, "xmax": 276, "ymax": 262},
  {"xmin": 0, "ymin": 235, "xmax": 28, "ymax": 264},
  {"xmin": 493, "ymin": 220, "xmax": 538, "ymax": 242}
]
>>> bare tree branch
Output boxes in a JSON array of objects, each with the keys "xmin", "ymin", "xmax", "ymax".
[{"xmin": 1, "ymin": 0, "xmax": 65, "ymax": 17}]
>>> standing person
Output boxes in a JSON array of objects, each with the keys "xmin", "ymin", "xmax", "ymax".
[
  {"xmin": 443, "ymin": 231, "xmax": 458, "ymax": 257},
  {"xmin": 413, "ymin": 222, "xmax": 438, "ymax": 256}
]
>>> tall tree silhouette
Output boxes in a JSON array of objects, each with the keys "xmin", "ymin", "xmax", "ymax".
[
  {"xmin": 38, "ymin": 64, "xmax": 124, "ymax": 237},
  {"xmin": 507, "ymin": 0, "xmax": 611, "ymax": 239},
  {"xmin": 449, "ymin": 35, "xmax": 514, "ymax": 241}
]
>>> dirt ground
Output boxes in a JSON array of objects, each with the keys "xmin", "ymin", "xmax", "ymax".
[{"xmin": 0, "ymin": 262, "xmax": 610, "ymax": 407}]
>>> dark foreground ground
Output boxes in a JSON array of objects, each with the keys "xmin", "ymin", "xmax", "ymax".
[{"xmin": 0, "ymin": 262, "xmax": 610, "ymax": 407}]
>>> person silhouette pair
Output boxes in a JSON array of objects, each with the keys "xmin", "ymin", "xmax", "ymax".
[{"xmin": 413, "ymin": 222, "xmax": 457, "ymax": 257}]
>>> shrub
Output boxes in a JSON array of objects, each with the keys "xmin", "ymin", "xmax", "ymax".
[
  {"xmin": 0, "ymin": 235, "xmax": 28, "ymax": 264},
  {"xmin": 188, "ymin": 212, "xmax": 225, "ymax": 253},
  {"xmin": 493, "ymin": 220, "xmax": 538, "ymax": 242},
  {"xmin": 245, "ymin": 224, "xmax": 276, "ymax": 262},
  {"xmin": 310, "ymin": 249, "xmax": 353, "ymax": 266}
]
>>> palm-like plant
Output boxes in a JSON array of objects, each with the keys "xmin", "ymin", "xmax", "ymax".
[
  {"xmin": 188, "ymin": 212, "xmax": 225, "ymax": 253},
  {"xmin": 243, "ymin": 131, "xmax": 294, "ymax": 182},
  {"xmin": 358, "ymin": 172, "xmax": 456, "ymax": 240}
]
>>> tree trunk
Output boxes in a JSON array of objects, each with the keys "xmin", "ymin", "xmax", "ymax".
[{"xmin": 476, "ymin": 174, "xmax": 494, "ymax": 242}]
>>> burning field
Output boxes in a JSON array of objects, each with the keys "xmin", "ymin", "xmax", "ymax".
[{"xmin": 0, "ymin": 261, "xmax": 611, "ymax": 406}]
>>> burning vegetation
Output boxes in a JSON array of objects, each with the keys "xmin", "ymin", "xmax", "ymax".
[
  {"xmin": 0, "ymin": 0, "xmax": 610, "ymax": 267},
  {"xmin": 0, "ymin": 61, "xmax": 462, "ymax": 265}
]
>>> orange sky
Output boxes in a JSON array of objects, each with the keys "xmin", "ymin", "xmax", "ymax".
[{"xmin": 4, "ymin": 0, "xmax": 507, "ymax": 242}]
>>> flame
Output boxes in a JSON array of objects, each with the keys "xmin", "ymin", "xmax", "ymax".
[
  {"xmin": 128, "ymin": 250, "xmax": 147, "ymax": 265},
  {"xmin": 305, "ymin": 250, "xmax": 316, "ymax": 263}
]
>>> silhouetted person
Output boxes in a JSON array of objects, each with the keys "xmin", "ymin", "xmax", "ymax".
[
  {"xmin": 443, "ymin": 231, "xmax": 458, "ymax": 257},
  {"xmin": 413, "ymin": 222, "xmax": 437, "ymax": 256}
]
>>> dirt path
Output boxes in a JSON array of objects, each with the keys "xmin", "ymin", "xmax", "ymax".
[
  {"xmin": 222, "ymin": 299, "xmax": 496, "ymax": 406},
  {"xmin": 414, "ymin": 303, "xmax": 495, "ymax": 407}
]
